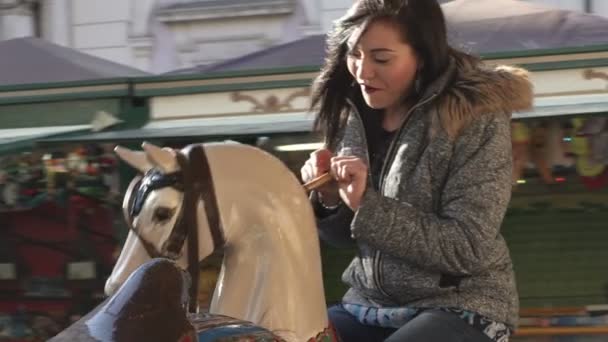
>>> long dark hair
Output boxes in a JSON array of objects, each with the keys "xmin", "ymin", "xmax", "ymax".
[{"xmin": 311, "ymin": 0, "xmax": 456, "ymax": 148}]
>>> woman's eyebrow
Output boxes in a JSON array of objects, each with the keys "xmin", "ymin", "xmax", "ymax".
[{"xmin": 370, "ymin": 48, "xmax": 396, "ymax": 53}]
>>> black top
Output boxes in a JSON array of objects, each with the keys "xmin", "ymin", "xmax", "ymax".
[{"xmin": 368, "ymin": 127, "xmax": 397, "ymax": 190}]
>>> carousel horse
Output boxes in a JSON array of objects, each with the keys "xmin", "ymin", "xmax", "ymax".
[{"xmin": 100, "ymin": 142, "xmax": 335, "ymax": 342}]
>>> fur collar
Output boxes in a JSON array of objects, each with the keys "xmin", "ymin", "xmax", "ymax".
[{"xmin": 430, "ymin": 54, "xmax": 534, "ymax": 138}]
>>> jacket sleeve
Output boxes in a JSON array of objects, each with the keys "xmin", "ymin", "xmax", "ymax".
[
  {"xmin": 351, "ymin": 113, "xmax": 513, "ymax": 275},
  {"xmin": 311, "ymin": 191, "xmax": 356, "ymax": 248}
]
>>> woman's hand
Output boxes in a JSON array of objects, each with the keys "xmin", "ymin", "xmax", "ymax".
[
  {"xmin": 301, "ymin": 148, "xmax": 340, "ymax": 205},
  {"xmin": 330, "ymin": 156, "xmax": 368, "ymax": 211}
]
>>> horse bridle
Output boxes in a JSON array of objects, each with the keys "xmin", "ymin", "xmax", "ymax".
[{"xmin": 123, "ymin": 144, "xmax": 225, "ymax": 313}]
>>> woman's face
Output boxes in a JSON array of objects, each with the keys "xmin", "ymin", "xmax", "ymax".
[{"xmin": 346, "ymin": 19, "xmax": 420, "ymax": 113}]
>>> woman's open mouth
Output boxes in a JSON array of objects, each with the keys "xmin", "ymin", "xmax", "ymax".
[{"xmin": 362, "ymin": 85, "xmax": 380, "ymax": 94}]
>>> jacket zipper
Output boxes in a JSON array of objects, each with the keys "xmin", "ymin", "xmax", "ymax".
[
  {"xmin": 374, "ymin": 93, "xmax": 439, "ymax": 299},
  {"xmin": 345, "ymin": 100, "xmax": 390, "ymax": 297},
  {"xmin": 346, "ymin": 94, "xmax": 437, "ymax": 298},
  {"xmin": 378, "ymin": 93, "xmax": 439, "ymax": 190}
]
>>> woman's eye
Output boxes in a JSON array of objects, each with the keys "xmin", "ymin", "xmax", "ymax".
[
  {"xmin": 373, "ymin": 54, "xmax": 391, "ymax": 64},
  {"xmin": 153, "ymin": 207, "xmax": 174, "ymax": 222}
]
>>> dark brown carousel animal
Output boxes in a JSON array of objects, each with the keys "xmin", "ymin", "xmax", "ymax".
[{"xmin": 50, "ymin": 258, "xmax": 281, "ymax": 342}]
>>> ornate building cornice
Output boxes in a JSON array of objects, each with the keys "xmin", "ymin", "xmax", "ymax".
[
  {"xmin": 157, "ymin": 0, "xmax": 295, "ymax": 22},
  {"xmin": 0, "ymin": 0, "xmax": 35, "ymax": 16}
]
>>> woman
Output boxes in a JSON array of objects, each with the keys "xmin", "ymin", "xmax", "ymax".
[{"xmin": 300, "ymin": 0, "xmax": 533, "ymax": 341}]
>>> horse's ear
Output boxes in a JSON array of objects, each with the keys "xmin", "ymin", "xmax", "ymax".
[
  {"xmin": 142, "ymin": 142, "xmax": 179, "ymax": 174},
  {"xmin": 115, "ymin": 145, "xmax": 152, "ymax": 174}
]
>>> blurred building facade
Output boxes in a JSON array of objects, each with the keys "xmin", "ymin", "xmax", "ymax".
[
  {"xmin": 2, "ymin": 0, "xmax": 607, "ymax": 74},
  {"xmin": 0, "ymin": 0, "xmax": 342, "ymax": 73}
]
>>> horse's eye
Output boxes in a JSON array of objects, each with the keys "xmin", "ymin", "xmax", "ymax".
[{"xmin": 153, "ymin": 207, "xmax": 175, "ymax": 222}]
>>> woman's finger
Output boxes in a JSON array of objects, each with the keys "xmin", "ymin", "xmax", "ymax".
[
  {"xmin": 339, "ymin": 162, "xmax": 351, "ymax": 181},
  {"xmin": 300, "ymin": 161, "xmax": 316, "ymax": 182},
  {"xmin": 330, "ymin": 159, "xmax": 341, "ymax": 181},
  {"xmin": 310, "ymin": 149, "xmax": 332, "ymax": 166},
  {"xmin": 330, "ymin": 160, "xmax": 353, "ymax": 182},
  {"xmin": 311, "ymin": 149, "xmax": 333, "ymax": 175}
]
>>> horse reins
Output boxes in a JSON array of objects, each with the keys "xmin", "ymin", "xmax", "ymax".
[
  {"xmin": 123, "ymin": 144, "xmax": 225, "ymax": 313},
  {"xmin": 177, "ymin": 145, "xmax": 225, "ymax": 313}
]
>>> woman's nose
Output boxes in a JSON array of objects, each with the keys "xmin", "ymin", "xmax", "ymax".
[{"xmin": 356, "ymin": 58, "xmax": 374, "ymax": 82}]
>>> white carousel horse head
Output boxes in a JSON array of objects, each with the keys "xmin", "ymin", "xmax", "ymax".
[{"xmin": 105, "ymin": 142, "xmax": 330, "ymax": 342}]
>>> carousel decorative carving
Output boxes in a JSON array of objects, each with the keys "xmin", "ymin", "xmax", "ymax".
[
  {"xmin": 583, "ymin": 69, "xmax": 608, "ymax": 88},
  {"xmin": 230, "ymin": 88, "xmax": 311, "ymax": 113}
]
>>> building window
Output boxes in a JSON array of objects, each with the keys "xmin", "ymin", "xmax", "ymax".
[{"xmin": 30, "ymin": 0, "xmax": 41, "ymax": 37}]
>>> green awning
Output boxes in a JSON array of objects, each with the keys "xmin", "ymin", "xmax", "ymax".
[
  {"xmin": 0, "ymin": 125, "xmax": 90, "ymax": 155},
  {"xmin": 40, "ymin": 112, "xmax": 316, "ymax": 145},
  {"xmin": 37, "ymin": 95, "xmax": 608, "ymax": 147},
  {"xmin": 515, "ymin": 94, "xmax": 608, "ymax": 119}
]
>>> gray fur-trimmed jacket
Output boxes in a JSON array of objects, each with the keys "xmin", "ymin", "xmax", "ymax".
[{"xmin": 313, "ymin": 56, "xmax": 533, "ymax": 328}]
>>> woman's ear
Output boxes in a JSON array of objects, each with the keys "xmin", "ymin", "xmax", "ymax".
[
  {"xmin": 415, "ymin": 62, "xmax": 424, "ymax": 93},
  {"xmin": 417, "ymin": 56, "xmax": 425, "ymax": 70},
  {"xmin": 414, "ymin": 50, "xmax": 424, "ymax": 69}
]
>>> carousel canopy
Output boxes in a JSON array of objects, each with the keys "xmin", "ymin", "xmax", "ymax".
[
  {"xmin": 0, "ymin": 38, "xmax": 148, "ymax": 154},
  {"xmin": 442, "ymin": 0, "xmax": 608, "ymax": 53},
  {"xmin": 171, "ymin": 0, "xmax": 608, "ymax": 74},
  {"xmin": 0, "ymin": 37, "xmax": 148, "ymax": 86}
]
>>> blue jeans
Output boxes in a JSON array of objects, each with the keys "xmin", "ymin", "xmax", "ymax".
[{"xmin": 328, "ymin": 305, "xmax": 493, "ymax": 342}]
